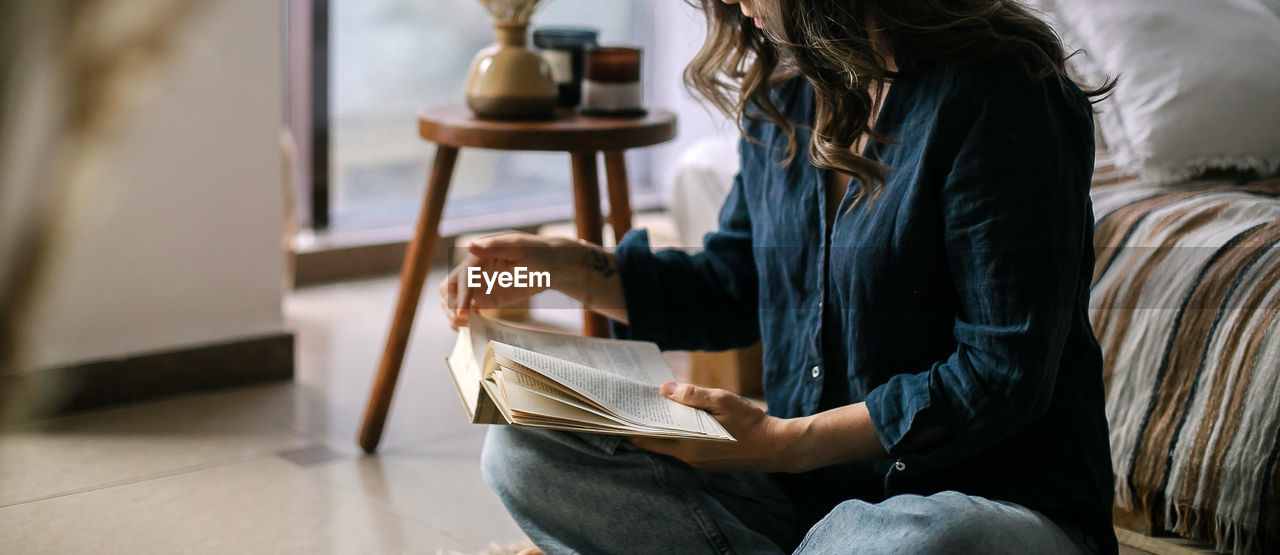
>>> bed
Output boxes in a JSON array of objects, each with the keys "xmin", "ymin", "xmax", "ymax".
[{"xmin": 1090, "ymin": 170, "xmax": 1280, "ymax": 553}]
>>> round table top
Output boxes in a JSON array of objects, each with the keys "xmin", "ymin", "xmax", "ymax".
[{"xmin": 418, "ymin": 104, "xmax": 677, "ymax": 152}]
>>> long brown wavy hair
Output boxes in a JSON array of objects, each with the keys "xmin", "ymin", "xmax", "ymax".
[{"xmin": 684, "ymin": 0, "xmax": 1114, "ymax": 204}]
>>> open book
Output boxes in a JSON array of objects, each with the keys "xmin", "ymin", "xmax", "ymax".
[{"xmin": 444, "ymin": 315, "xmax": 734, "ymax": 442}]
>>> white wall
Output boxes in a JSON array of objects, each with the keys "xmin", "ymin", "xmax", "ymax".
[
  {"xmin": 647, "ymin": 1, "xmax": 735, "ymax": 195},
  {"xmin": 25, "ymin": 0, "xmax": 287, "ymax": 368}
]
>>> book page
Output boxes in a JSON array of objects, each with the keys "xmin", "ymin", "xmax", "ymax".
[
  {"xmin": 446, "ymin": 328, "xmax": 481, "ymax": 416},
  {"xmin": 499, "ymin": 374, "xmax": 638, "ymax": 431},
  {"xmin": 492, "ymin": 343, "xmax": 730, "ymax": 439},
  {"xmin": 468, "ymin": 315, "xmax": 733, "ymax": 440},
  {"xmin": 497, "ymin": 366, "xmax": 708, "ymax": 437},
  {"xmin": 499, "ymin": 366, "xmax": 629, "ymax": 424},
  {"xmin": 472, "ymin": 315, "xmax": 673, "ymax": 386}
]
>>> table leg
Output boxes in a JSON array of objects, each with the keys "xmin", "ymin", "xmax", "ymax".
[
  {"xmin": 570, "ymin": 151, "xmax": 609, "ymax": 338},
  {"xmin": 359, "ymin": 145, "xmax": 459, "ymax": 454},
  {"xmin": 604, "ymin": 150, "xmax": 633, "ymax": 241}
]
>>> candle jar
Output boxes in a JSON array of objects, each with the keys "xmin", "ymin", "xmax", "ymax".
[
  {"xmin": 532, "ymin": 26, "xmax": 598, "ymax": 108},
  {"xmin": 580, "ymin": 46, "xmax": 646, "ymax": 117}
]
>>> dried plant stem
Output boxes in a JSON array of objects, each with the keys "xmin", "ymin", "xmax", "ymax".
[
  {"xmin": 476, "ymin": 0, "xmax": 547, "ymax": 24},
  {"xmin": 0, "ymin": 0, "xmax": 209, "ymax": 423}
]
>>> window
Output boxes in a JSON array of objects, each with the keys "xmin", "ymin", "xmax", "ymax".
[{"xmin": 326, "ymin": 0, "xmax": 656, "ymax": 232}]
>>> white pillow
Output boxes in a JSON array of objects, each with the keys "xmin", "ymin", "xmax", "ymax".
[
  {"xmin": 1036, "ymin": 0, "xmax": 1280, "ymax": 185},
  {"xmin": 670, "ymin": 133, "xmax": 739, "ymax": 247}
]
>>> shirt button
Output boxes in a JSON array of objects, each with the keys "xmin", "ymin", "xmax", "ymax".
[
  {"xmin": 811, "ymin": 366, "xmax": 821, "ymax": 378},
  {"xmin": 894, "ymin": 461, "xmax": 907, "ymax": 472},
  {"xmin": 818, "ymin": 301, "xmax": 823, "ymax": 310}
]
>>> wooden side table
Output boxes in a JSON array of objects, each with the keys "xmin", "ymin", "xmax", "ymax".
[{"xmin": 358, "ymin": 104, "xmax": 677, "ymax": 453}]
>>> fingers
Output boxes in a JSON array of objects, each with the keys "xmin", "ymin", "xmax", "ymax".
[
  {"xmin": 438, "ymin": 276, "xmax": 457, "ymax": 328},
  {"xmin": 439, "ymin": 292, "xmax": 471, "ymax": 329},
  {"xmin": 437, "ymin": 268, "xmax": 473, "ymax": 329},
  {"xmin": 660, "ymin": 382, "xmax": 734, "ymax": 414},
  {"xmin": 438, "ymin": 261, "xmax": 467, "ymax": 311},
  {"xmin": 438, "ymin": 232, "xmax": 561, "ymax": 329},
  {"xmin": 437, "ymin": 273, "xmax": 461, "ymax": 326},
  {"xmin": 455, "ymin": 274, "xmax": 473, "ymax": 318},
  {"xmin": 467, "ymin": 232, "xmax": 537, "ymax": 261},
  {"xmin": 440, "ymin": 297, "xmax": 457, "ymax": 330},
  {"xmin": 437, "ymin": 274, "xmax": 449, "ymax": 301},
  {"xmin": 437, "ymin": 249, "xmax": 488, "ymax": 327}
]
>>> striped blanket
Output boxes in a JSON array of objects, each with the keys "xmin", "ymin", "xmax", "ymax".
[{"xmin": 1089, "ymin": 176, "xmax": 1280, "ymax": 553}]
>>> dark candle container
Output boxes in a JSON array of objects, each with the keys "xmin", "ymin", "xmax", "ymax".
[
  {"xmin": 580, "ymin": 46, "xmax": 646, "ymax": 117},
  {"xmin": 532, "ymin": 26, "xmax": 598, "ymax": 107}
]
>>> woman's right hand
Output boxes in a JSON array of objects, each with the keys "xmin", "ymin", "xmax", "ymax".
[{"xmin": 438, "ymin": 232, "xmax": 582, "ymax": 329}]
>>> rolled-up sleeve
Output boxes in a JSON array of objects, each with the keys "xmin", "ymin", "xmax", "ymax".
[
  {"xmin": 864, "ymin": 78, "xmax": 1093, "ymax": 460},
  {"xmin": 610, "ymin": 165, "xmax": 760, "ymax": 351}
]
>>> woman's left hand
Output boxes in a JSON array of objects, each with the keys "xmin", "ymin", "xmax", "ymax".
[{"xmin": 630, "ymin": 382, "xmax": 806, "ymax": 473}]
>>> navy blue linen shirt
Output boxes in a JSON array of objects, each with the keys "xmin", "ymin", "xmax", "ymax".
[{"xmin": 611, "ymin": 55, "xmax": 1116, "ymax": 553}]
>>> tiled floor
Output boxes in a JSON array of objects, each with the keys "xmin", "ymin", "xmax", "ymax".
[
  {"xmin": 0, "ymin": 215, "xmax": 690, "ymax": 553},
  {"xmin": 0, "ymin": 268, "xmax": 590, "ymax": 553}
]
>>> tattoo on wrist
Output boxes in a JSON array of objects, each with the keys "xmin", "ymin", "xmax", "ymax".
[{"xmin": 588, "ymin": 249, "xmax": 617, "ymax": 278}]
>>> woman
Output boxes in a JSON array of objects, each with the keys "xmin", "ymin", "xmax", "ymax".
[{"xmin": 440, "ymin": 0, "xmax": 1116, "ymax": 552}]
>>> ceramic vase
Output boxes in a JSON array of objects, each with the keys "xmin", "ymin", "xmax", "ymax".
[{"xmin": 465, "ymin": 23, "xmax": 557, "ymax": 120}]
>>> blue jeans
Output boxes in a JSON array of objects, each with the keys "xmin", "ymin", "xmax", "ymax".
[{"xmin": 481, "ymin": 427, "xmax": 1091, "ymax": 554}]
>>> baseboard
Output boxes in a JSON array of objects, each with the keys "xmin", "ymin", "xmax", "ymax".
[
  {"xmin": 2, "ymin": 331, "xmax": 294, "ymax": 419},
  {"xmin": 1115, "ymin": 526, "xmax": 1218, "ymax": 554},
  {"xmin": 292, "ymin": 237, "xmax": 418, "ymax": 287}
]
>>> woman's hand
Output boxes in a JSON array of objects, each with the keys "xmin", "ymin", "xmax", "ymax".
[
  {"xmin": 630, "ymin": 382, "xmax": 808, "ymax": 473},
  {"xmin": 438, "ymin": 232, "xmax": 578, "ymax": 329},
  {"xmin": 438, "ymin": 231, "xmax": 631, "ymax": 329}
]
